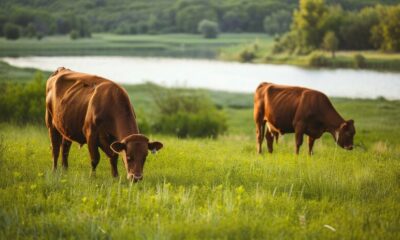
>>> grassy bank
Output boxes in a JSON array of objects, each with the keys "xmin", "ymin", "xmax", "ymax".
[
  {"xmin": 0, "ymin": 33, "xmax": 267, "ymax": 59},
  {"xmin": 1, "ymin": 63, "xmax": 400, "ymax": 238},
  {"xmin": 219, "ymin": 41, "xmax": 400, "ymax": 72}
]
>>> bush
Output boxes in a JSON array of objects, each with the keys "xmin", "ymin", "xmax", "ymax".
[
  {"xmin": 70, "ymin": 30, "xmax": 79, "ymax": 40},
  {"xmin": 197, "ymin": 19, "xmax": 219, "ymax": 39},
  {"xmin": 0, "ymin": 72, "xmax": 46, "ymax": 123},
  {"xmin": 4, "ymin": 23, "xmax": 20, "ymax": 40},
  {"xmin": 239, "ymin": 49, "xmax": 256, "ymax": 63},
  {"xmin": 353, "ymin": 53, "xmax": 367, "ymax": 68},
  {"xmin": 308, "ymin": 52, "xmax": 331, "ymax": 67},
  {"xmin": 152, "ymin": 89, "xmax": 227, "ymax": 138}
]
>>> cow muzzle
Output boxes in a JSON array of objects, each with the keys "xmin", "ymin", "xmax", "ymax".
[
  {"xmin": 344, "ymin": 145, "xmax": 353, "ymax": 150},
  {"xmin": 127, "ymin": 173, "xmax": 143, "ymax": 182}
]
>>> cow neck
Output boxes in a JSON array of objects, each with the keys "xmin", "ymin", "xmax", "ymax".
[
  {"xmin": 324, "ymin": 109, "xmax": 345, "ymax": 141},
  {"xmin": 114, "ymin": 114, "xmax": 140, "ymax": 142}
]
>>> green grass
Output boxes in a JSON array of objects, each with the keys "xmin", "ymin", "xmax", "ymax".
[
  {"xmin": 1, "ymin": 84, "xmax": 400, "ymax": 238},
  {"xmin": 0, "ymin": 33, "xmax": 268, "ymax": 59}
]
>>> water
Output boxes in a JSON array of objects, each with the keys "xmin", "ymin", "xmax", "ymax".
[{"xmin": 3, "ymin": 56, "xmax": 400, "ymax": 99}]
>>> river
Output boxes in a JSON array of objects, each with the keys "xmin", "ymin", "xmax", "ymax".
[{"xmin": 3, "ymin": 56, "xmax": 400, "ymax": 99}]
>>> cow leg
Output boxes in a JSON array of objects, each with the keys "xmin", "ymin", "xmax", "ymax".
[
  {"xmin": 86, "ymin": 130, "xmax": 100, "ymax": 174},
  {"xmin": 256, "ymin": 121, "xmax": 265, "ymax": 154},
  {"xmin": 109, "ymin": 155, "xmax": 119, "ymax": 178},
  {"xmin": 294, "ymin": 123, "xmax": 305, "ymax": 155},
  {"xmin": 61, "ymin": 138, "xmax": 72, "ymax": 169},
  {"xmin": 265, "ymin": 129, "xmax": 274, "ymax": 153},
  {"xmin": 48, "ymin": 127, "xmax": 62, "ymax": 171},
  {"xmin": 308, "ymin": 136, "xmax": 315, "ymax": 156},
  {"xmin": 99, "ymin": 136, "xmax": 119, "ymax": 178}
]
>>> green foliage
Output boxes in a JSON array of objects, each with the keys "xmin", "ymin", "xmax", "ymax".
[
  {"xmin": 198, "ymin": 19, "xmax": 219, "ymax": 39},
  {"xmin": 69, "ymin": 30, "xmax": 79, "ymax": 40},
  {"xmin": 338, "ymin": 6, "xmax": 379, "ymax": 50},
  {"xmin": 308, "ymin": 52, "xmax": 331, "ymax": 67},
  {"xmin": 263, "ymin": 10, "xmax": 292, "ymax": 36},
  {"xmin": 322, "ymin": 31, "xmax": 338, "ymax": 58},
  {"xmin": 293, "ymin": 0, "xmax": 327, "ymax": 51},
  {"xmin": 221, "ymin": 9, "xmax": 248, "ymax": 32},
  {"xmin": 152, "ymin": 89, "xmax": 227, "ymax": 138},
  {"xmin": 0, "ymin": 72, "xmax": 45, "ymax": 123},
  {"xmin": 353, "ymin": 53, "xmax": 366, "ymax": 68},
  {"xmin": 272, "ymin": 1, "xmax": 400, "ymax": 54},
  {"xmin": 176, "ymin": 5, "xmax": 217, "ymax": 33},
  {"xmin": 370, "ymin": 5, "xmax": 400, "ymax": 52},
  {"xmin": 272, "ymin": 32, "xmax": 297, "ymax": 54},
  {"xmin": 239, "ymin": 48, "xmax": 256, "ymax": 62},
  {"xmin": 3, "ymin": 22, "xmax": 20, "ymax": 40}
]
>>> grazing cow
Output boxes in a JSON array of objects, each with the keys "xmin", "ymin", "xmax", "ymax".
[
  {"xmin": 45, "ymin": 67, "xmax": 163, "ymax": 181},
  {"xmin": 254, "ymin": 82, "xmax": 355, "ymax": 155}
]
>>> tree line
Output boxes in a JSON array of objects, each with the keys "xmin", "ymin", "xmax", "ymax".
[
  {"xmin": 1, "ymin": 0, "xmax": 397, "ymax": 40},
  {"xmin": 274, "ymin": 0, "xmax": 400, "ymax": 53}
]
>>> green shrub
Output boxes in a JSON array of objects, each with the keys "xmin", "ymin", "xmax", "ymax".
[
  {"xmin": 198, "ymin": 19, "xmax": 219, "ymax": 39},
  {"xmin": 353, "ymin": 53, "xmax": 367, "ymax": 68},
  {"xmin": 152, "ymin": 89, "xmax": 227, "ymax": 138},
  {"xmin": 0, "ymin": 72, "xmax": 46, "ymax": 123},
  {"xmin": 271, "ymin": 32, "xmax": 297, "ymax": 54},
  {"xmin": 308, "ymin": 52, "xmax": 331, "ymax": 67},
  {"xmin": 70, "ymin": 30, "xmax": 79, "ymax": 40},
  {"xmin": 4, "ymin": 23, "xmax": 20, "ymax": 40},
  {"xmin": 239, "ymin": 49, "xmax": 256, "ymax": 63}
]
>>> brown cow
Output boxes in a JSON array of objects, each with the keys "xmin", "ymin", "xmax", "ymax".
[
  {"xmin": 45, "ymin": 67, "xmax": 163, "ymax": 181},
  {"xmin": 254, "ymin": 82, "xmax": 355, "ymax": 155}
]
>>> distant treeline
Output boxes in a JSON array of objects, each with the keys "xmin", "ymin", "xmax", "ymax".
[
  {"xmin": 274, "ymin": 0, "xmax": 400, "ymax": 53},
  {"xmin": 0, "ymin": 0, "xmax": 398, "ymax": 39}
]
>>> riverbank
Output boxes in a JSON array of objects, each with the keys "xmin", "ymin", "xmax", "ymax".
[
  {"xmin": 0, "ymin": 33, "xmax": 267, "ymax": 59},
  {"xmin": 219, "ymin": 42, "xmax": 400, "ymax": 72}
]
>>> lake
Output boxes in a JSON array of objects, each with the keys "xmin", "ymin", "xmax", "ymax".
[{"xmin": 3, "ymin": 56, "xmax": 400, "ymax": 99}]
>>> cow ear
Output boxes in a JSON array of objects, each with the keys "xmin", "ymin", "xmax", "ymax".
[
  {"xmin": 110, "ymin": 141, "xmax": 126, "ymax": 153},
  {"xmin": 148, "ymin": 141, "xmax": 163, "ymax": 154},
  {"xmin": 347, "ymin": 119, "xmax": 354, "ymax": 126}
]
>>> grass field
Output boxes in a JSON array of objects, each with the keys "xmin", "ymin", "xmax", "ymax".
[
  {"xmin": 0, "ymin": 33, "xmax": 268, "ymax": 59},
  {"xmin": 1, "ymin": 63, "xmax": 400, "ymax": 238}
]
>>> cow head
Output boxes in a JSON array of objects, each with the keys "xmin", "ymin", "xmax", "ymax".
[
  {"xmin": 110, "ymin": 134, "xmax": 163, "ymax": 181},
  {"xmin": 336, "ymin": 120, "xmax": 356, "ymax": 150}
]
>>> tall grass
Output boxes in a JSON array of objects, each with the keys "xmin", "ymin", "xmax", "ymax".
[
  {"xmin": 0, "ymin": 95, "xmax": 399, "ymax": 239},
  {"xmin": 0, "ymin": 124, "xmax": 399, "ymax": 239}
]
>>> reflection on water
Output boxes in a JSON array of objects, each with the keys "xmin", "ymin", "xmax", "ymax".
[{"xmin": 3, "ymin": 56, "xmax": 400, "ymax": 99}]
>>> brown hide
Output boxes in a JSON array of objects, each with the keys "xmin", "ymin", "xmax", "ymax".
[
  {"xmin": 254, "ymin": 82, "xmax": 355, "ymax": 155},
  {"xmin": 46, "ymin": 67, "xmax": 163, "ymax": 180}
]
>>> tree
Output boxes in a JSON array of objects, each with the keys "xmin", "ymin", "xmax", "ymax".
[
  {"xmin": 4, "ymin": 23, "xmax": 20, "ymax": 40},
  {"xmin": 322, "ymin": 31, "xmax": 338, "ymax": 58},
  {"xmin": 221, "ymin": 10, "xmax": 248, "ymax": 32},
  {"xmin": 339, "ymin": 6, "xmax": 379, "ymax": 50},
  {"xmin": 292, "ymin": 0, "xmax": 327, "ymax": 52},
  {"xmin": 175, "ymin": 5, "xmax": 217, "ymax": 33},
  {"xmin": 198, "ymin": 19, "xmax": 219, "ymax": 39},
  {"xmin": 263, "ymin": 10, "xmax": 292, "ymax": 36},
  {"xmin": 371, "ymin": 5, "xmax": 400, "ymax": 52}
]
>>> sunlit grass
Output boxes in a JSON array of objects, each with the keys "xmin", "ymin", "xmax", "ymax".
[{"xmin": 1, "ymin": 96, "xmax": 399, "ymax": 239}]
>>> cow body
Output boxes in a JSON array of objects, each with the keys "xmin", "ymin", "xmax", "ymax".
[
  {"xmin": 46, "ymin": 67, "xmax": 162, "ymax": 180},
  {"xmin": 254, "ymin": 82, "xmax": 355, "ymax": 155}
]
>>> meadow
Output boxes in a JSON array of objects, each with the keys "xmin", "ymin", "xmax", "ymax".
[
  {"xmin": 0, "ymin": 33, "xmax": 268, "ymax": 59},
  {"xmin": 0, "ymin": 63, "xmax": 399, "ymax": 238}
]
